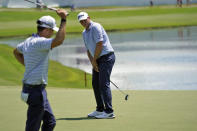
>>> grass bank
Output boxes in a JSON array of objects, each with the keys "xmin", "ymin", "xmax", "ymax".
[
  {"xmin": 0, "ymin": 44, "xmax": 92, "ymax": 88},
  {"xmin": 0, "ymin": 87, "xmax": 197, "ymax": 131},
  {"xmin": 0, "ymin": 6, "xmax": 197, "ymax": 37}
]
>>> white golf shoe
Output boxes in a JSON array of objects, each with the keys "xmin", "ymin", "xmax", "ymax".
[
  {"xmin": 87, "ymin": 111, "xmax": 104, "ymax": 117},
  {"xmin": 95, "ymin": 112, "xmax": 115, "ymax": 119}
]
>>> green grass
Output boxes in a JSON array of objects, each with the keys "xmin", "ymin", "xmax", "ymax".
[
  {"xmin": 0, "ymin": 6, "xmax": 197, "ymax": 37},
  {"xmin": 0, "ymin": 44, "xmax": 92, "ymax": 88},
  {"xmin": 0, "ymin": 87, "xmax": 197, "ymax": 131}
]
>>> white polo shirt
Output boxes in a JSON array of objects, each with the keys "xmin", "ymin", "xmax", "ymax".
[
  {"xmin": 17, "ymin": 34, "xmax": 53, "ymax": 85},
  {"xmin": 82, "ymin": 21, "xmax": 114, "ymax": 57}
]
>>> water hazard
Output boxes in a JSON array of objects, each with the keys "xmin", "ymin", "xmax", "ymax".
[{"xmin": 1, "ymin": 26, "xmax": 197, "ymax": 90}]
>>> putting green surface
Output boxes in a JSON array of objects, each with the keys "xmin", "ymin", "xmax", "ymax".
[{"xmin": 0, "ymin": 86, "xmax": 197, "ymax": 131}]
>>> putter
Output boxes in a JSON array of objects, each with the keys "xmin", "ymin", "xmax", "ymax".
[
  {"xmin": 24, "ymin": 0, "xmax": 69, "ymax": 15},
  {"xmin": 110, "ymin": 80, "xmax": 129, "ymax": 101}
]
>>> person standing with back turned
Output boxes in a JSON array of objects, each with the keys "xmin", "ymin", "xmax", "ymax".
[
  {"xmin": 78, "ymin": 12, "xmax": 116, "ymax": 119},
  {"xmin": 13, "ymin": 9, "xmax": 68, "ymax": 131}
]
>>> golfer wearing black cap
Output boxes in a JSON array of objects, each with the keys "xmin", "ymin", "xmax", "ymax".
[
  {"xmin": 13, "ymin": 9, "xmax": 68, "ymax": 131},
  {"xmin": 78, "ymin": 12, "xmax": 116, "ymax": 119}
]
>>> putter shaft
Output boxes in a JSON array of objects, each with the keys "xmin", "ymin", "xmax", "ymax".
[
  {"xmin": 110, "ymin": 80, "xmax": 127, "ymax": 95},
  {"xmin": 24, "ymin": 0, "xmax": 69, "ymax": 15},
  {"xmin": 25, "ymin": 0, "xmax": 56, "ymax": 10},
  {"xmin": 110, "ymin": 80, "xmax": 129, "ymax": 100}
]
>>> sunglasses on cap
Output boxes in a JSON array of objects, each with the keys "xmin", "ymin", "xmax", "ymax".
[
  {"xmin": 36, "ymin": 20, "xmax": 52, "ymax": 27},
  {"xmin": 78, "ymin": 14, "xmax": 85, "ymax": 20}
]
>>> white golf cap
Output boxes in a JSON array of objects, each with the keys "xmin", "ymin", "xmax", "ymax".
[
  {"xmin": 37, "ymin": 15, "xmax": 59, "ymax": 32},
  {"xmin": 77, "ymin": 12, "xmax": 89, "ymax": 22}
]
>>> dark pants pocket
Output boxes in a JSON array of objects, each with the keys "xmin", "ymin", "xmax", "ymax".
[{"xmin": 27, "ymin": 90, "xmax": 43, "ymax": 106}]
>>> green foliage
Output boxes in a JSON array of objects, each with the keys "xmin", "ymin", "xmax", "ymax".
[
  {"xmin": 0, "ymin": 44, "xmax": 91, "ymax": 88},
  {"xmin": 0, "ymin": 44, "xmax": 24, "ymax": 85},
  {"xmin": 48, "ymin": 61, "xmax": 92, "ymax": 88}
]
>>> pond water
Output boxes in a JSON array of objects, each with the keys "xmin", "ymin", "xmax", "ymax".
[{"xmin": 1, "ymin": 26, "xmax": 197, "ymax": 90}]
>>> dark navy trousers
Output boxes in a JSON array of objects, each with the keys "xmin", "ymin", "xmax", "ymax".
[
  {"xmin": 22, "ymin": 84, "xmax": 56, "ymax": 131},
  {"xmin": 92, "ymin": 52, "xmax": 115, "ymax": 113}
]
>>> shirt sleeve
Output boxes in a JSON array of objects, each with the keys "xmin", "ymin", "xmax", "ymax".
[
  {"xmin": 92, "ymin": 24, "xmax": 104, "ymax": 44},
  {"xmin": 16, "ymin": 42, "xmax": 24, "ymax": 54},
  {"xmin": 36, "ymin": 38, "xmax": 53, "ymax": 50}
]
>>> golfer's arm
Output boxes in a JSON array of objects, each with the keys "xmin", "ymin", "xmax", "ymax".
[
  {"xmin": 93, "ymin": 41, "xmax": 103, "ymax": 61},
  {"xmin": 87, "ymin": 50, "xmax": 93, "ymax": 62},
  {"xmin": 13, "ymin": 48, "xmax": 24, "ymax": 66},
  {"xmin": 51, "ymin": 20, "xmax": 66, "ymax": 49}
]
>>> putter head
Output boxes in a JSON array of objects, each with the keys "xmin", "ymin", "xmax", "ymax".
[{"xmin": 125, "ymin": 94, "xmax": 129, "ymax": 101}]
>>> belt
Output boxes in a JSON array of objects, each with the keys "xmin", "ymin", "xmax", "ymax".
[
  {"xmin": 23, "ymin": 83, "xmax": 46, "ymax": 88},
  {"xmin": 99, "ymin": 52, "xmax": 114, "ymax": 59}
]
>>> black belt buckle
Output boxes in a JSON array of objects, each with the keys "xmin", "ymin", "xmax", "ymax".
[{"xmin": 24, "ymin": 83, "xmax": 45, "ymax": 88}]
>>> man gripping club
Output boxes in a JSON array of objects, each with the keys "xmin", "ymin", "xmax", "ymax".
[{"xmin": 78, "ymin": 12, "xmax": 116, "ymax": 119}]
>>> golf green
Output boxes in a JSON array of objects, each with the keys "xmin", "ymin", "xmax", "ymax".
[{"xmin": 0, "ymin": 86, "xmax": 196, "ymax": 131}]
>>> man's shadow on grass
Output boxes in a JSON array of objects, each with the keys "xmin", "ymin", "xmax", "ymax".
[{"xmin": 56, "ymin": 117, "xmax": 95, "ymax": 121}]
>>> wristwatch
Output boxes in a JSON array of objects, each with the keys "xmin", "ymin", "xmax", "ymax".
[{"xmin": 61, "ymin": 18, "xmax": 66, "ymax": 23}]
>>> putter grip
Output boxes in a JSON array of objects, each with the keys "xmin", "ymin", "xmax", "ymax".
[
  {"xmin": 49, "ymin": 7, "xmax": 69, "ymax": 16},
  {"xmin": 48, "ymin": 7, "xmax": 57, "ymax": 11}
]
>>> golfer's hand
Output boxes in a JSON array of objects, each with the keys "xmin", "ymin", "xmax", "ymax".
[
  {"xmin": 56, "ymin": 9, "xmax": 68, "ymax": 19},
  {"xmin": 92, "ymin": 59, "xmax": 99, "ymax": 72}
]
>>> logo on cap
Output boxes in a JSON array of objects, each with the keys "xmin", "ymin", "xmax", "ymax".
[
  {"xmin": 77, "ymin": 12, "xmax": 88, "ymax": 21},
  {"xmin": 78, "ymin": 14, "xmax": 84, "ymax": 20}
]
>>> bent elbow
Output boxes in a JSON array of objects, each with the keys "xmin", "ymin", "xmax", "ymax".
[{"xmin": 51, "ymin": 39, "xmax": 65, "ymax": 49}]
